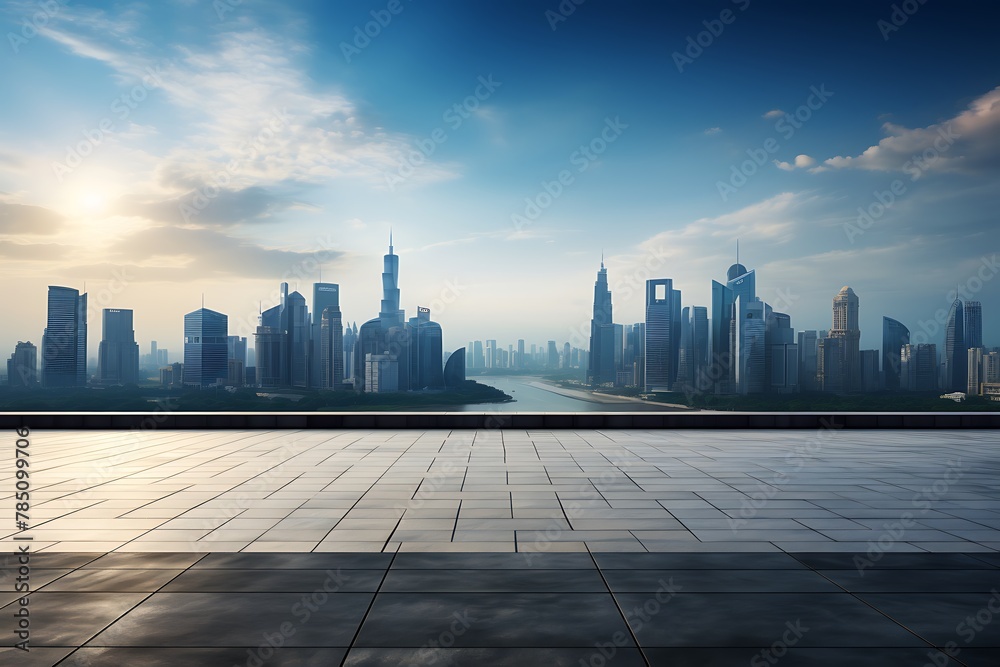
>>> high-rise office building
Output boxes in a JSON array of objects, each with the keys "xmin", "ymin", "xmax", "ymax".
[
  {"xmin": 710, "ymin": 280, "xmax": 734, "ymax": 393},
  {"xmin": 968, "ymin": 347, "xmax": 984, "ymax": 395},
  {"xmin": 692, "ymin": 306, "xmax": 709, "ymax": 388},
  {"xmin": 767, "ymin": 311, "xmax": 798, "ymax": 393},
  {"xmin": 944, "ymin": 299, "xmax": 967, "ymax": 392},
  {"xmin": 645, "ymin": 278, "xmax": 681, "ymax": 391},
  {"xmin": 732, "ymin": 296, "xmax": 766, "ymax": 394},
  {"xmin": 443, "ymin": 347, "xmax": 466, "ymax": 388},
  {"xmin": 517, "ymin": 339, "xmax": 525, "ymax": 370},
  {"xmin": 364, "ymin": 353, "xmax": 398, "ymax": 393},
  {"xmin": 984, "ymin": 351, "xmax": 1000, "ymax": 384},
  {"xmin": 900, "ymin": 343, "xmax": 938, "ymax": 391},
  {"xmin": 485, "ymin": 339, "xmax": 497, "ymax": 369},
  {"xmin": 97, "ymin": 308, "xmax": 139, "ymax": 385},
  {"xmin": 965, "ymin": 301, "xmax": 983, "ymax": 349},
  {"xmin": 547, "ymin": 341, "xmax": 558, "ymax": 369},
  {"xmin": 227, "ymin": 336, "xmax": 248, "ymax": 366},
  {"xmin": 677, "ymin": 307, "xmax": 694, "ymax": 389},
  {"xmin": 408, "ymin": 307, "xmax": 443, "ymax": 389},
  {"xmin": 882, "ymin": 316, "xmax": 910, "ymax": 391},
  {"xmin": 343, "ymin": 322, "xmax": 358, "ymax": 381},
  {"xmin": 797, "ymin": 330, "xmax": 818, "ymax": 391},
  {"xmin": 320, "ymin": 306, "xmax": 344, "ymax": 389},
  {"xmin": 7, "ymin": 341, "xmax": 38, "ymax": 387},
  {"xmin": 311, "ymin": 283, "xmax": 341, "ymax": 388},
  {"xmin": 817, "ymin": 336, "xmax": 844, "ymax": 393},
  {"xmin": 827, "ymin": 287, "xmax": 861, "ymax": 392},
  {"xmin": 860, "ymin": 349, "xmax": 880, "ymax": 393},
  {"xmin": 183, "ymin": 307, "xmax": 228, "ymax": 387},
  {"xmin": 588, "ymin": 259, "xmax": 616, "ymax": 385},
  {"xmin": 41, "ymin": 286, "xmax": 88, "ymax": 387},
  {"xmin": 254, "ymin": 326, "xmax": 283, "ymax": 388}
]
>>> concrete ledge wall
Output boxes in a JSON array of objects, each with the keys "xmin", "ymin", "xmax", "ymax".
[{"xmin": 2, "ymin": 412, "xmax": 999, "ymax": 429}]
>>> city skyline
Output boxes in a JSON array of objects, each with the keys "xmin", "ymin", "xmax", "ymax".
[{"xmin": 1, "ymin": 1, "xmax": 998, "ymax": 357}]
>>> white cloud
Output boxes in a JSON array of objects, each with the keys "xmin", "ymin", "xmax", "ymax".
[
  {"xmin": 763, "ymin": 109, "xmax": 784, "ymax": 119},
  {"xmin": 774, "ymin": 154, "xmax": 817, "ymax": 171},
  {"xmin": 704, "ymin": 127, "xmax": 722, "ymax": 135},
  {"xmin": 820, "ymin": 85, "xmax": 1000, "ymax": 175}
]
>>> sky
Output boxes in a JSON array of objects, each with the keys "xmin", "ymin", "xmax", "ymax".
[{"xmin": 1, "ymin": 0, "xmax": 998, "ymax": 362}]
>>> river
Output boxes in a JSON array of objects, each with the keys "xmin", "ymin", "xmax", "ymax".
[{"xmin": 457, "ymin": 376, "xmax": 692, "ymax": 412}]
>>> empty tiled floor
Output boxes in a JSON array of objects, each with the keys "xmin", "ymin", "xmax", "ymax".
[
  {"xmin": 4, "ymin": 429, "xmax": 999, "ymax": 664},
  {"xmin": 3, "ymin": 551, "xmax": 999, "ymax": 665},
  {"xmin": 3, "ymin": 429, "xmax": 999, "ymax": 553}
]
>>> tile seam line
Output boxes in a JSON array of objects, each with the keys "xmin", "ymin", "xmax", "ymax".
[
  {"xmin": 785, "ymin": 551, "xmax": 973, "ymax": 665},
  {"xmin": 587, "ymin": 548, "xmax": 651, "ymax": 667},
  {"xmin": 51, "ymin": 552, "xmax": 208, "ymax": 665},
  {"xmin": 339, "ymin": 549, "xmax": 397, "ymax": 665}
]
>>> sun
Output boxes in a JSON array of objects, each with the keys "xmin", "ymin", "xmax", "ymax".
[{"xmin": 80, "ymin": 191, "xmax": 107, "ymax": 214}]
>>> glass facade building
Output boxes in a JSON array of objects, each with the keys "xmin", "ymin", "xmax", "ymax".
[
  {"xmin": 183, "ymin": 307, "xmax": 228, "ymax": 388},
  {"xmin": 41, "ymin": 286, "xmax": 87, "ymax": 387}
]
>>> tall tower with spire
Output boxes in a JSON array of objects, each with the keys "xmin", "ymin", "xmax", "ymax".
[
  {"xmin": 379, "ymin": 231, "xmax": 403, "ymax": 328},
  {"xmin": 588, "ymin": 258, "xmax": 616, "ymax": 385}
]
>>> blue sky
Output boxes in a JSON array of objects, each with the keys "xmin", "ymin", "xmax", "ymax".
[{"xmin": 1, "ymin": 0, "xmax": 998, "ymax": 360}]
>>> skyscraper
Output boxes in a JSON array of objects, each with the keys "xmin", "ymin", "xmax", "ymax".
[
  {"xmin": 320, "ymin": 306, "xmax": 344, "ymax": 388},
  {"xmin": 343, "ymin": 322, "xmax": 358, "ymax": 381},
  {"xmin": 710, "ymin": 280, "xmax": 734, "ymax": 393},
  {"xmin": 882, "ymin": 316, "xmax": 910, "ymax": 391},
  {"xmin": 408, "ymin": 307, "xmax": 443, "ymax": 389},
  {"xmin": 692, "ymin": 306, "xmax": 709, "ymax": 388},
  {"xmin": 732, "ymin": 296, "xmax": 766, "ymax": 394},
  {"xmin": 356, "ymin": 234, "xmax": 410, "ymax": 391},
  {"xmin": 97, "ymin": 308, "xmax": 139, "ymax": 385},
  {"xmin": 900, "ymin": 343, "xmax": 938, "ymax": 391},
  {"xmin": 860, "ymin": 349, "xmax": 880, "ymax": 393},
  {"xmin": 227, "ymin": 335, "xmax": 248, "ymax": 366},
  {"xmin": 183, "ymin": 307, "xmax": 228, "ymax": 387},
  {"xmin": 968, "ymin": 347, "xmax": 984, "ymax": 395},
  {"xmin": 547, "ymin": 341, "xmax": 558, "ymax": 369},
  {"xmin": 797, "ymin": 330, "xmax": 818, "ymax": 391},
  {"xmin": 767, "ymin": 311, "xmax": 798, "ymax": 393},
  {"xmin": 588, "ymin": 259, "xmax": 616, "ymax": 385},
  {"xmin": 517, "ymin": 339, "xmax": 525, "ymax": 370},
  {"xmin": 7, "ymin": 342, "xmax": 38, "ymax": 387},
  {"xmin": 828, "ymin": 287, "xmax": 861, "ymax": 392},
  {"xmin": 676, "ymin": 307, "xmax": 694, "ymax": 389},
  {"xmin": 944, "ymin": 299, "xmax": 967, "ymax": 392},
  {"xmin": 965, "ymin": 301, "xmax": 983, "ymax": 350},
  {"xmin": 41, "ymin": 286, "xmax": 87, "ymax": 387},
  {"xmin": 645, "ymin": 278, "xmax": 681, "ymax": 391},
  {"xmin": 311, "ymin": 283, "xmax": 341, "ymax": 388},
  {"xmin": 443, "ymin": 347, "xmax": 466, "ymax": 388}
]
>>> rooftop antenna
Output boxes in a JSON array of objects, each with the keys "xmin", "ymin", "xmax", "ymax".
[
  {"xmin": 736, "ymin": 239, "xmax": 740, "ymax": 266},
  {"xmin": 389, "ymin": 227, "xmax": 393, "ymax": 254},
  {"xmin": 601, "ymin": 250, "xmax": 604, "ymax": 270},
  {"xmin": 201, "ymin": 293, "xmax": 205, "ymax": 308}
]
